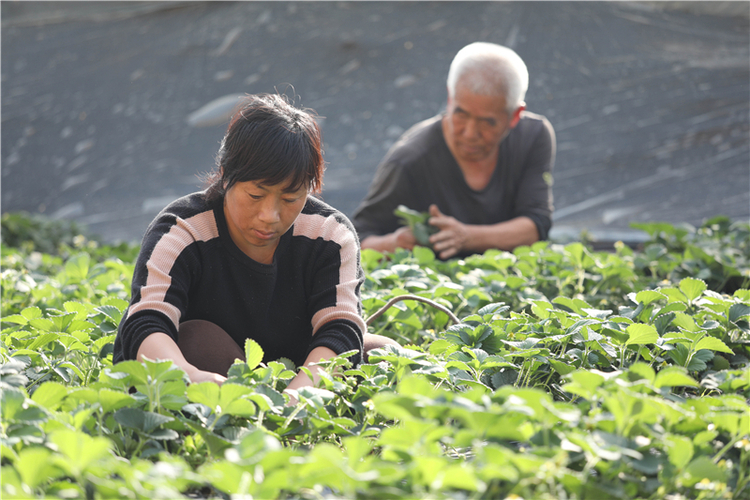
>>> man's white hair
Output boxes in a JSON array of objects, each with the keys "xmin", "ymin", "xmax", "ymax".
[{"xmin": 446, "ymin": 42, "xmax": 529, "ymax": 112}]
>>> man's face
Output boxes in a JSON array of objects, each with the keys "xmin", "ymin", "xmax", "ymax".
[{"xmin": 443, "ymin": 84, "xmax": 523, "ymax": 163}]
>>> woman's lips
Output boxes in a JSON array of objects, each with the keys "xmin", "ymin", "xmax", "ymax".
[{"xmin": 253, "ymin": 229, "xmax": 276, "ymax": 240}]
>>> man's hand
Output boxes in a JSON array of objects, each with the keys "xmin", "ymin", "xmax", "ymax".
[
  {"xmin": 360, "ymin": 225, "xmax": 418, "ymax": 254},
  {"xmin": 427, "ymin": 204, "xmax": 469, "ymax": 259},
  {"xmin": 394, "ymin": 225, "xmax": 418, "ymax": 251}
]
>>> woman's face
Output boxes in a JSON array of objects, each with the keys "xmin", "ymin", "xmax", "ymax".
[{"xmin": 223, "ymin": 179, "xmax": 308, "ymax": 264}]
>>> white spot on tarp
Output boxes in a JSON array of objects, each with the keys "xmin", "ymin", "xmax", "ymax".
[
  {"xmin": 257, "ymin": 10, "xmax": 272, "ymax": 24},
  {"xmin": 186, "ymin": 94, "xmax": 245, "ymax": 128},
  {"xmin": 75, "ymin": 139, "xmax": 94, "ymax": 154},
  {"xmin": 505, "ymin": 25, "xmax": 520, "ymax": 48},
  {"xmin": 213, "ymin": 27, "xmax": 242, "ymax": 56},
  {"xmin": 603, "ymin": 104, "xmax": 619, "ymax": 115},
  {"xmin": 61, "ymin": 174, "xmax": 89, "ymax": 191},
  {"xmin": 51, "ymin": 202, "xmax": 84, "ymax": 219},
  {"xmin": 394, "ymin": 74, "xmax": 417, "ymax": 88},
  {"xmin": 67, "ymin": 155, "xmax": 87, "ymax": 171},
  {"xmin": 214, "ymin": 70, "xmax": 234, "ymax": 82},
  {"xmin": 339, "ymin": 59, "xmax": 360, "ymax": 75},
  {"xmin": 602, "ymin": 206, "xmax": 642, "ymax": 224},
  {"xmin": 6, "ymin": 152, "xmax": 20, "ymax": 166},
  {"xmin": 61, "ymin": 126, "xmax": 73, "ymax": 138},
  {"xmin": 244, "ymin": 73, "xmax": 261, "ymax": 85},
  {"xmin": 428, "ymin": 20, "xmax": 447, "ymax": 31},
  {"xmin": 130, "ymin": 68, "xmax": 145, "ymax": 81}
]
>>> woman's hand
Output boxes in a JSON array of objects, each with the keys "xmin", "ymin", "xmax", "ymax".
[
  {"xmin": 283, "ymin": 346, "xmax": 337, "ymax": 406},
  {"xmin": 137, "ymin": 332, "xmax": 226, "ymax": 385},
  {"xmin": 185, "ymin": 367, "xmax": 227, "ymax": 385}
]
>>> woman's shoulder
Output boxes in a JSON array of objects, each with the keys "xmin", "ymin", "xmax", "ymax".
[
  {"xmin": 155, "ymin": 191, "xmax": 213, "ymax": 219},
  {"xmin": 294, "ymin": 196, "xmax": 358, "ymax": 245},
  {"xmin": 141, "ymin": 191, "xmax": 220, "ymax": 249}
]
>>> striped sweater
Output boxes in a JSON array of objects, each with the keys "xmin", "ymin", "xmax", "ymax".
[{"xmin": 113, "ymin": 191, "xmax": 365, "ymax": 367}]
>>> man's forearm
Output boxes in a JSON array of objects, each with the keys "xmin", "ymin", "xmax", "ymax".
[
  {"xmin": 361, "ymin": 226, "xmax": 415, "ymax": 254},
  {"xmin": 463, "ymin": 216, "xmax": 539, "ymax": 253}
]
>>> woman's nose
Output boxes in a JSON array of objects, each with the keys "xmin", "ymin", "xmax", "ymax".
[{"xmin": 258, "ymin": 199, "xmax": 281, "ymax": 223}]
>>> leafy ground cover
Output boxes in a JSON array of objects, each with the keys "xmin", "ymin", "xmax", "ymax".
[{"xmin": 1, "ymin": 213, "xmax": 749, "ymax": 499}]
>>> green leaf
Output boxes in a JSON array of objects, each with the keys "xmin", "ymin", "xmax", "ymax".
[
  {"xmin": 57, "ymin": 361, "xmax": 85, "ymax": 382},
  {"xmin": 681, "ymin": 456, "xmax": 727, "ymax": 487},
  {"xmin": 635, "ymin": 290, "xmax": 666, "ymax": 306},
  {"xmin": 244, "ymin": 338, "xmax": 263, "ymax": 370},
  {"xmin": 63, "ymin": 253, "xmax": 91, "ymax": 281},
  {"xmin": 653, "ymin": 312, "xmax": 675, "ymax": 336},
  {"xmin": 187, "ymin": 382, "xmax": 220, "ymax": 410},
  {"xmin": 679, "ymin": 277, "xmax": 707, "ymax": 302},
  {"xmin": 413, "ymin": 245, "xmax": 435, "ymax": 264},
  {"xmin": 98, "ymin": 389, "xmax": 136, "ymax": 413},
  {"xmin": 672, "ymin": 312, "xmax": 699, "ymax": 333},
  {"xmin": 549, "ymin": 359, "xmax": 576, "ymax": 376},
  {"xmin": 1, "ymin": 387, "xmax": 27, "ymax": 421},
  {"xmin": 628, "ymin": 362, "xmax": 655, "ymax": 384},
  {"xmin": 27, "ymin": 332, "xmax": 60, "ymax": 350},
  {"xmin": 114, "ymin": 407, "xmax": 174, "ymax": 433},
  {"xmin": 2, "ymin": 314, "xmax": 27, "ymax": 325},
  {"xmin": 219, "ymin": 384, "xmax": 255, "ymax": 416},
  {"xmin": 693, "ymin": 336, "xmax": 734, "ymax": 355},
  {"xmin": 601, "ymin": 327, "xmax": 629, "ymax": 346},
  {"xmin": 729, "ymin": 303, "xmax": 750, "ymax": 323},
  {"xmin": 21, "ymin": 307, "xmax": 42, "ymax": 321},
  {"xmin": 107, "ymin": 360, "xmax": 146, "ymax": 385},
  {"xmin": 96, "ymin": 305, "xmax": 124, "ymax": 325},
  {"xmin": 562, "ymin": 370, "xmax": 606, "ymax": 399},
  {"xmin": 49, "ymin": 429, "xmax": 112, "ymax": 475},
  {"xmin": 478, "ymin": 302, "xmax": 509, "ymax": 317},
  {"xmin": 665, "ymin": 435, "xmax": 693, "ymax": 470},
  {"xmin": 625, "ymin": 324, "xmax": 658, "ymax": 346},
  {"xmin": 531, "ymin": 300, "xmax": 554, "ymax": 319},
  {"xmin": 15, "ymin": 447, "xmax": 60, "ymax": 489},
  {"xmin": 29, "ymin": 318, "xmax": 55, "ymax": 332},
  {"xmin": 63, "ymin": 301, "xmax": 90, "ymax": 320},
  {"xmin": 30, "ymin": 382, "xmax": 68, "ymax": 411},
  {"xmin": 654, "ymin": 366, "xmax": 699, "ymax": 388}
]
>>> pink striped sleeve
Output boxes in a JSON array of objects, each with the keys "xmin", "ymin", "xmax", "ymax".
[
  {"xmin": 293, "ymin": 213, "xmax": 367, "ymax": 336},
  {"xmin": 127, "ymin": 211, "xmax": 219, "ymax": 330}
]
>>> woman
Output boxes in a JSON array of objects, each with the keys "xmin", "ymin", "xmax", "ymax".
[{"xmin": 113, "ymin": 93, "xmax": 398, "ymax": 393}]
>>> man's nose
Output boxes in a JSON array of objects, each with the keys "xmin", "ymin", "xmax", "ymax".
[{"xmin": 462, "ymin": 118, "xmax": 479, "ymax": 138}]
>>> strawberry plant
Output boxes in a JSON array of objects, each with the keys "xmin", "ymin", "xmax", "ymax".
[{"xmin": 1, "ymin": 214, "xmax": 748, "ymax": 499}]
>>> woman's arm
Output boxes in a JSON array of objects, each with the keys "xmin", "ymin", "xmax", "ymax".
[{"xmin": 137, "ymin": 332, "xmax": 227, "ymax": 385}]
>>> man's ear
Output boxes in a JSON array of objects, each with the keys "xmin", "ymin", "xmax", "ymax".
[{"xmin": 509, "ymin": 105, "xmax": 525, "ymax": 128}]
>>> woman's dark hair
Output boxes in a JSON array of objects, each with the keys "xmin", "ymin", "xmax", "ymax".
[{"xmin": 204, "ymin": 93, "xmax": 324, "ymax": 202}]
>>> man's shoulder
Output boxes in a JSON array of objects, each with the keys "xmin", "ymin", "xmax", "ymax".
[
  {"xmin": 515, "ymin": 111, "xmax": 554, "ymax": 135},
  {"xmin": 384, "ymin": 114, "xmax": 445, "ymax": 167}
]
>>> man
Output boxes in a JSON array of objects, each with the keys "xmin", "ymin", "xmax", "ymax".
[{"xmin": 352, "ymin": 42, "xmax": 555, "ymax": 259}]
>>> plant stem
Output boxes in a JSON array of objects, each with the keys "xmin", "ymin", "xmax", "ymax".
[{"xmin": 365, "ymin": 294, "xmax": 460, "ymax": 326}]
